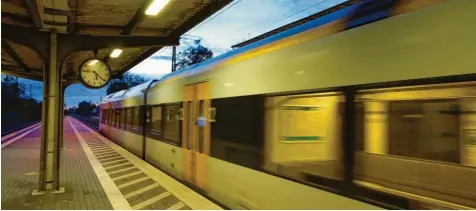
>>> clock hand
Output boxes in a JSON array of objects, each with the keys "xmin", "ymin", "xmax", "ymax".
[{"xmin": 92, "ymin": 71, "xmax": 106, "ymax": 82}]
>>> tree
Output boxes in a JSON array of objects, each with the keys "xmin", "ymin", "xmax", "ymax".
[
  {"xmin": 106, "ymin": 72, "xmax": 148, "ymax": 95},
  {"xmin": 175, "ymin": 40, "xmax": 213, "ymax": 70},
  {"xmin": 1, "ymin": 75, "xmax": 42, "ymax": 132},
  {"xmin": 76, "ymin": 101, "xmax": 90, "ymax": 116}
]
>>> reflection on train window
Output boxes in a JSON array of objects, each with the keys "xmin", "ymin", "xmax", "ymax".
[
  {"xmin": 150, "ymin": 106, "xmax": 162, "ymax": 134},
  {"xmin": 120, "ymin": 108, "xmax": 126, "ymax": 129},
  {"xmin": 163, "ymin": 104, "xmax": 181, "ymax": 144},
  {"xmin": 115, "ymin": 109, "xmax": 120, "ymax": 127},
  {"xmin": 108, "ymin": 109, "xmax": 112, "ymax": 126},
  {"xmin": 198, "ymin": 100, "xmax": 204, "ymax": 153},
  {"xmin": 101, "ymin": 110, "xmax": 106, "ymax": 124},
  {"xmin": 126, "ymin": 107, "xmax": 132, "ymax": 130},
  {"xmin": 354, "ymin": 82, "xmax": 476, "ymax": 208},
  {"xmin": 210, "ymin": 95, "xmax": 265, "ymax": 170},
  {"xmin": 132, "ymin": 106, "xmax": 140, "ymax": 129},
  {"xmin": 263, "ymin": 92, "xmax": 344, "ymax": 182}
]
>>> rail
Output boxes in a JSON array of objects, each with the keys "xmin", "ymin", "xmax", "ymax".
[
  {"xmin": 1, "ymin": 121, "xmax": 41, "ymax": 137},
  {"xmin": 68, "ymin": 114, "xmax": 99, "ymax": 130}
]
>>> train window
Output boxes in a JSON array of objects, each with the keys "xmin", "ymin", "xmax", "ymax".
[
  {"xmin": 108, "ymin": 109, "xmax": 112, "ymax": 126},
  {"xmin": 101, "ymin": 109, "xmax": 106, "ymax": 124},
  {"xmin": 210, "ymin": 95, "xmax": 265, "ymax": 170},
  {"xmin": 150, "ymin": 105, "xmax": 162, "ymax": 134},
  {"xmin": 132, "ymin": 106, "xmax": 140, "ymax": 130},
  {"xmin": 354, "ymin": 82, "xmax": 476, "ymax": 208},
  {"xmin": 115, "ymin": 109, "xmax": 120, "ymax": 127},
  {"xmin": 163, "ymin": 103, "xmax": 181, "ymax": 145},
  {"xmin": 126, "ymin": 107, "xmax": 132, "ymax": 130},
  {"xmin": 262, "ymin": 92, "xmax": 345, "ymax": 182},
  {"xmin": 119, "ymin": 108, "xmax": 125, "ymax": 129}
]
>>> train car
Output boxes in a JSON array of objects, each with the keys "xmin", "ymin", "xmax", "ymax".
[{"xmin": 99, "ymin": 0, "xmax": 476, "ymax": 209}]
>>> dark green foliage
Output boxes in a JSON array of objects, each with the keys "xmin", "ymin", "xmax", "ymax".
[
  {"xmin": 75, "ymin": 101, "xmax": 91, "ymax": 116},
  {"xmin": 1, "ymin": 75, "xmax": 42, "ymax": 132},
  {"xmin": 106, "ymin": 72, "xmax": 148, "ymax": 95},
  {"xmin": 175, "ymin": 40, "xmax": 213, "ymax": 70}
]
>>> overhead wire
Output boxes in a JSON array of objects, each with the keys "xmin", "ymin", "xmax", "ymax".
[
  {"xmin": 244, "ymin": 0, "xmax": 338, "ymax": 39},
  {"xmin": 183, "ymin": 0, "xmax": 243, "ymax": 37}
]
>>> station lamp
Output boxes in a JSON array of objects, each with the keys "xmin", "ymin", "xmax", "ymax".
[
  {"xmin": 145, "ymin": 0, "xmax": 170, "ymax": 16},
  {"xmin": 110, "ymin": 49, "xmax": 123, "ymax": 58}
]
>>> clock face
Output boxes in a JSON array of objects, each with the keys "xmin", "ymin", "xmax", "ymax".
[{"xmin": 79, "ymin": 59, "xmax": 111, "ymax": 88}]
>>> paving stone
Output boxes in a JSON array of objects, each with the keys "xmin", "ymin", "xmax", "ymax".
[
  {"xmin": 109, "ymin": 168, "xmax": 140, "ymax": 179},
  {"xmin": 119, "ymin": 179, "xmax": 156, "ymax": 195},
  {"xmin": 102, "ymin": 160, "xmax": 129, "ymax": 168},
  {"xmin": 162, "ymin": 194, "xmax": 181, "ymax": 207},
  {"xmin": 149, "ymin": 200, "xmax": 170, "ymax": 210},
  {"xmin": 1, "ymin": 119, "xmax": 113, "ymax": 210},
  {"xmin": 180, "ymin": 205, "xmax": 191, "ymax": 210}
]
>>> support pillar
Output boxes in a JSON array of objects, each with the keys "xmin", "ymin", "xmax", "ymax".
[
  {"xmin": 60, "ymin": 87, "xmax": 65, "ymax": 149},
  {"xmin": 35, "ymin": 29, "xmax": 63, "ymax": 194}
]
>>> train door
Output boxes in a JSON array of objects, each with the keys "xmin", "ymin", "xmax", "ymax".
[{"xmin": 182, "ymin": 82, "xmax": 211, "ymax": 191}]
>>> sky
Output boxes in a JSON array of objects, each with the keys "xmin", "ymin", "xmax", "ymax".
[{"xmin": 3, "ymin": 0, "xmax": 345, "ymax": 108}]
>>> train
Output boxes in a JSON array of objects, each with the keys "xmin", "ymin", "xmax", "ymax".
[{"xmin": 99, "ymin": 0, "xmax": 476, "ymax": 209}]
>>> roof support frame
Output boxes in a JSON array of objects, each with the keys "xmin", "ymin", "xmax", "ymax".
[
  {"xmin": 68, "ymin": 0, "xmax": 77, "ymax": 34},
  {"xmin": 24, "ymin": 0, "xmax": 44, "ymax": 28},
  {"xmin": 103, "ymin": 0, "xmax": 155, "ymax": 63},
  {"xmin": 2, "ymin": 39, "xmax": 31, "ymax": 72},
  {"xmin": 122, "ymin": 0, "xmax": 154, "ymax": 35},
  {"xmin": 1, "ymin": 69, "xmax": 43, "ymax": 81},
  {"xmin": 2, "ymin": 23, "xmax": 180, "ymax": 62}
]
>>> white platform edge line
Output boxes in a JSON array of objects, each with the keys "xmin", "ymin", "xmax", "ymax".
[
  {"xmin": 75, "ymin": 118, "xmax": 224, "ymax": 210},
  {"xmin": 132, "ymin": 191, "xmax": 171, "ymax": 210},
  {"xmin": 2, "ymin": 124, "xmax": 42, "ymax": 149},
  {"xmin": 67, "ymin": 117, "xmax": 132, "ymax": 210}
]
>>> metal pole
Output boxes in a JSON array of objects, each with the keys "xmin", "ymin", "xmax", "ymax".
[{"xmin": 171, "ymin": 46, "xmax": 176, "ymax": 72}]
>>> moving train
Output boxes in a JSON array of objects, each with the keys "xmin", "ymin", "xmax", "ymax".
[{"xmin": 99, "ymin": 0, "xmax": 476, "ymax": 209}]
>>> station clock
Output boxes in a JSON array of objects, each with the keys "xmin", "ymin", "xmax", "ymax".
[{"xmin": 78, "ymin": 58, "xmax": 111, "ymax": 89}]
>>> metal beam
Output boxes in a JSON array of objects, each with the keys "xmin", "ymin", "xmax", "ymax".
[
  {"xmin": 1, "ymin": 13, "xmax": 32, "ymax": 24},
  {"xmin": 68, "ymin": 0, "xmax": 77, "ymax": 34},
  {"xmin": 1, "ymin": 69, "xmax": 43, "ymax": 81},
  {"xmin": 24, "ymin": 0, "xmax": 44, "ymax": 28},
  {"xmin": 44, "ymin": 8, "xmax": 71, "ymax": 16},
  {"xmin": 1, "ymin": 23, "xmax": 52, "ymax": 60},
  {"xmin": 2, "ymin": 39, "xmax": 31, "ymax": 72},
  {"xmin": 122, "ymin": 0, "xmax": 154, "ymax": 35},
  {"xmin": 2, "ymin": 23, "xmax": 179, "ymax": 62},
  {"xmin": 76, "ymin": 23, "xmax": 123, "ymax": 31},
  {"xmin": 58, "ymin": 33, "xmax": 179, "ymax": 53},
  {"xmin": 44, "ymin": 20, "xmax": 69, "ymax": 26},
  {"xmin": 103, "ymin": 0, "xmax": 155, "ymax": 63},
  {"xmin": 2, "ymin": 64, "xmax": 42, "ymax": 73}
]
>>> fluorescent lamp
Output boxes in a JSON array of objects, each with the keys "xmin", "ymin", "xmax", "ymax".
[
  {"xmin": 145, "ymin": 0, "xmax": 170, "ymax": 16},
  {"xmin": 110, "ymin": 49, "xmax": 123, "ymax": 58},
  {"xmin": 88, "ymin": 59, "xmax": 98, "ymax": 66}
]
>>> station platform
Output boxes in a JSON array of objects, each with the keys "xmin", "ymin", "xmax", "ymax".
[{"xmin": 1, "ymin": 116, "xmax": 222, "ymax": 210}]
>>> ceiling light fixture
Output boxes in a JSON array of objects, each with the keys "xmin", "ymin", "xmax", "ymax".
[
  {"xmin": 110, "ymin": 49, "xmax": 123, "ymax": 58},
  {"xmin": 145, "ymin": 0, "xmax": 170, "ymax": 16}
]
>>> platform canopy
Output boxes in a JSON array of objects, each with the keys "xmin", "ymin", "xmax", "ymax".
[{"xmin": 1, "ymin": 0, "xmax": 232, "ymax": 82}]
